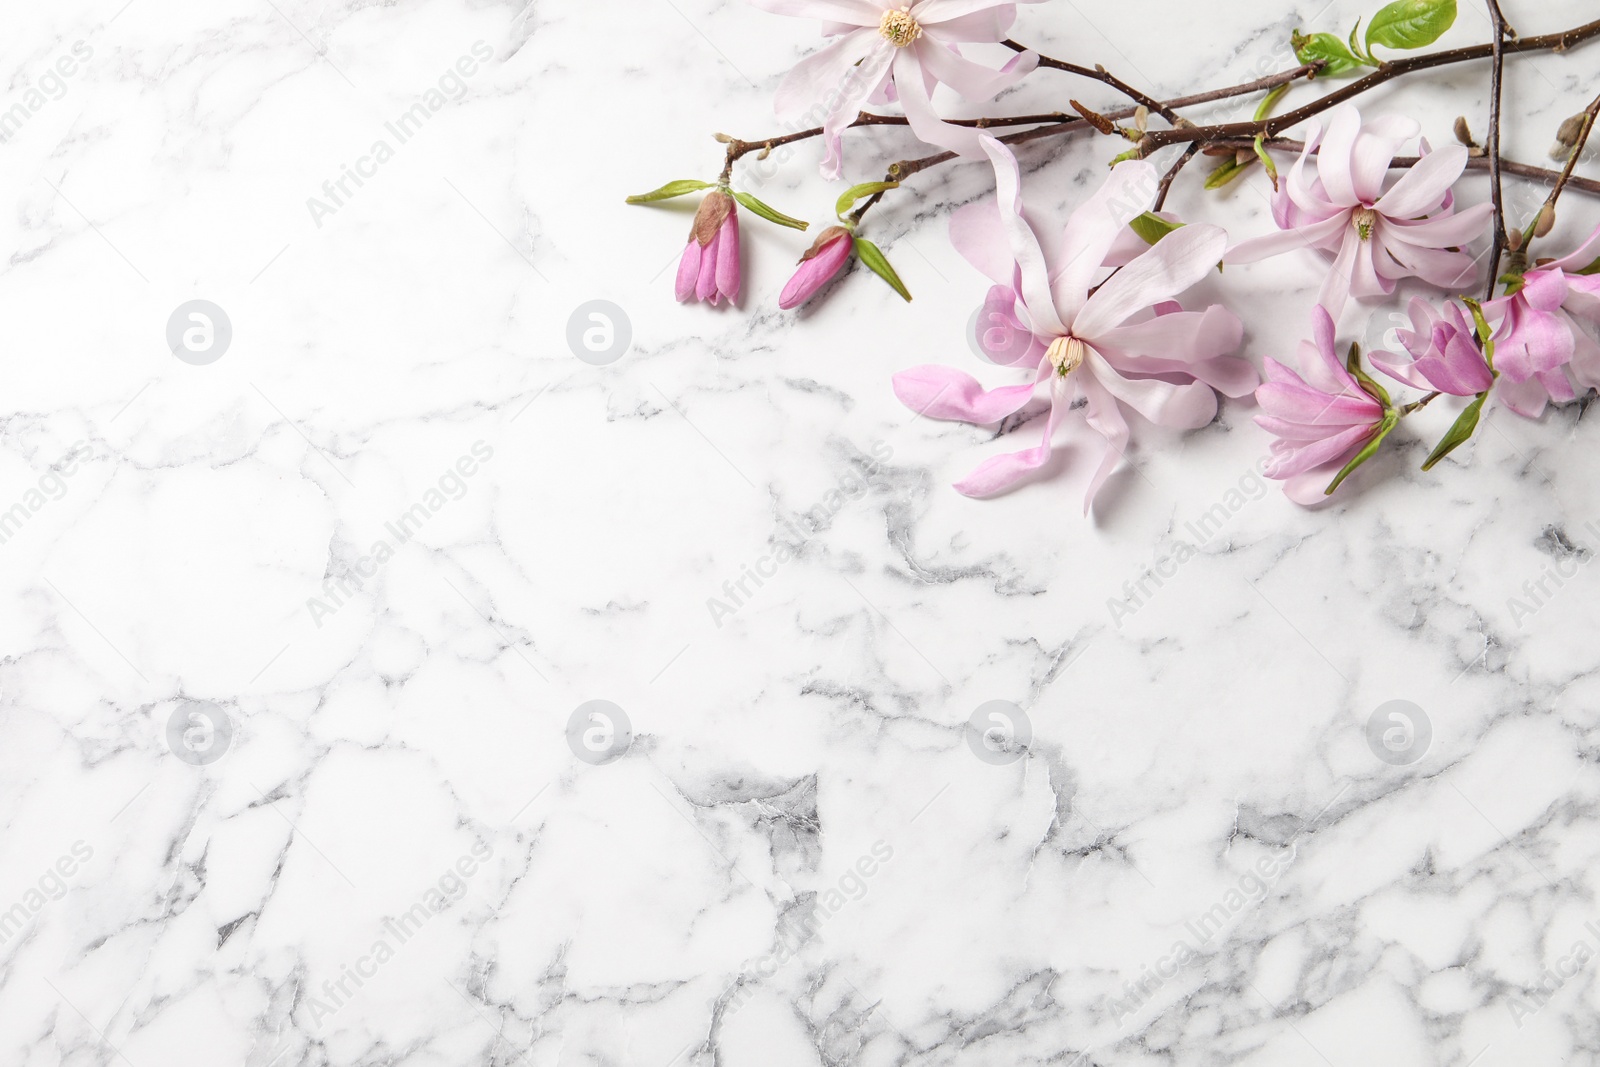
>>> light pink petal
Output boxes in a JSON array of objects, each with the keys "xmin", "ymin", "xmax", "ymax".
[
  {"xmin": 919, "ymin": 8, "xmax": 1015, "ymax": 41},
  {"xmin": 675, "ymin": 239, "xmax": 701, "ymax": 303},
  {"xmin": 895, "ymin": 47, "xmax": 985, "ymax": 160},
  {"xmin": 1377, "ymin": 238, "xmax": 1480, "ymax": 289},
  {"xmin": 1084, "ymin": 349, "xmax": 1218, "ymax": 429},
  {"xmin": 1226, "ymin": 212, "xmax": 1348, "ymax": 264},
  {"xmin": 1348, "ymin": 233, "xmax": 1393, "ymax": 300},
  {"xmin": 952, "ymin": 381, "xmax": 1067, "ymax": 497},
  {"xmin": 1050, "ymin": 160, "xmax": 1160, "ymax": 325},
  {"xmin": 1282, "ymin": 122, "xmax": 1339, "ymax": 221},
  {"xmin": 980, "ymin": 134, "xmax": 1066, "ymax": 336},
  {"xmin": 1374, "ymin": 144, "xmax": 1469, "ymax": 219},
  {"xmin": 1521, "ymin": 269, "xmax": 1570, "ymax": 313},
  {"xmin": 1497, "ymin": 376, "xmax": 1551, "ymax": 418},
  {"xmin": 893, "ymin": 363, "xmax": 1042, "ymax": 423},
  {"xmin": 1301, "ymin": 305, "xmax": 1359, "ymax": 396},
  {"xmin": 1091, "ymin": 304, "xmax": 1244, "ymax": 367},
  {"xmin": 1074, "ymin": 224, "xmax": 1227, "ymax": 340},
  {"xmin": 1368, "ymin": 349, "xmax": 1433, "ymax": 391},
  {"xmin": 974, "ymin": 285, "xmax": 1046, "ymax": 366},
  {"xmin": 1265, "ymin": 421, "xmax": 1376, "ymax": 478},
  {"xmin": 773, "ymin": 30, "xmax": 882, "ymax": 122},
  {"xmin": 1545, "ymin": 221, "xmax": 1600, "ymax": 273},
  {"xmin": 949, "ymin": 198, "xmax": 1012, "ymax": 284},
  {"xmin": 1318, "ymin": 228, "xmax": 1361, "ymax": 319},
  {"xmin": 914, "ymin": 35, "xmax": 1036, "ymax": 100},
  {"xmin": 1315, "ymin": 105, "xmax": 1363, "ymax": 208},
  {"xmin": 1350, "ymin": 114, "xmax": 1419, "ymax": 204},
  {"xmin": 1078, "ymin": 372, "xmax": 1130, "ymax": 513},
  {"xmin": 1280, "ymin": 461, "xmax": 1351, "ymax": 506},
  {"xmin": 1382, "ymin": 202, "xmax": 1492, "ymax": 248}
]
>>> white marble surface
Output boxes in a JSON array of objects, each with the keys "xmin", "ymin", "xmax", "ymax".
[{"xmin": 4, "ymin": 0, "xmax": 1600, "ymax": 1064}]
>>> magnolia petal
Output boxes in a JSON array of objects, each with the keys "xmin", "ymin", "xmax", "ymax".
[
  {"xmin": 1351, "ymin": 114, "xmax": 1420, "ymax": 204},
  {"xmin": 892, "ymin": 363, "xmax": 1042, "ymax": 423},
  {"xmin": 1316, "ymin": 105, "xmax": 1364, "ymax": 208},
  {"xmin": 981, "ymin": 134, "xmax": 1067, "ymax": 336},
  {"xmin": 1084, "ymin": 349, "xmax": 1218, "ymax": 430},
  {"xmin": 1373, "ymin": 144, "xmax": 1469, "ymax": 220},
  {"xmin": 1050, "ymin": 160, "xmax": 1160, "ymax": 326},
  {"xmin": 949, "ymin": 198, "xmax": 1012, "ymax": 284},
  {"xmin": 1078, "ymin": 372, "xmax": 1130, "ymax": 513},
  {"xmin": 952, "ymin": 384, "xmax": 1066, "ymax": 497},
  {"xmin": 915, "ymin": 34, "xmax": 1036, "ymax": 100},
  {"xmin": 1226, "ymin": 212, "xmax": 1348, "ymax": 264},
  {"xmin": 1074, "ymin": 224, "xmax": 1228, "ymax": 340}
]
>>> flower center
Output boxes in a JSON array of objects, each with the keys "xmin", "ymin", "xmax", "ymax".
[
  {"xmin": 1047, "ymin": 336, "xmax": 1086, "ymax": 377},
  {"xmin": 1353, "ymin": 206, "xmax": 1378, "ymax": 241},
  {"xmin": 878, "ymin": 8, "xmax": 922, "ymax": 47}
]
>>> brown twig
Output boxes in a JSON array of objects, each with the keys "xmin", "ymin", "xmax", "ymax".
[
  {"xmin": 1540, "ymin": 92, "xmax": 1600, "ymax": 224},
  {"xmin": 1153, "ymin": 145, "xmax": 1201, "ymax": 211},
  {"xmin": 1139, "ymin": 18, "xmax": 1600, "ymax": 151},
  {"xmin": 1483, "ymin": 0, "xmax": 1514, "ymax": 297}
]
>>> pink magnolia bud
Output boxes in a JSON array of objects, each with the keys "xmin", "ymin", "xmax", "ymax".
[
  {"xmin": 778, "ymin": 227, "xmax": 854, "ymax": 310},
  {"xmin": 675, "ymin": 191, "xmax": 741, "ymax": 306}
]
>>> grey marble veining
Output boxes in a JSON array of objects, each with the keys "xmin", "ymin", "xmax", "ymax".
[{"xmin": 2, "ymin": 1, "xmax": 1600, "ymax": 1065}]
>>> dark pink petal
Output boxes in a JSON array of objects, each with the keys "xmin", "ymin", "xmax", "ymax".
[
  {"xmin": 779, "ymin": 233, "xmax": 850, "ymax": 310},
  {"xmin": 715, "ymin": 212, "xmax": 741, "ymax": 305}
]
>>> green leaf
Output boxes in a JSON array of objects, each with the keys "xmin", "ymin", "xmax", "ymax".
[
  {"xmin": 1292, "ymin": 31, "xmax": 1367, "ymax": 77},
  {"xmin": 731, "ymin": 191, "xmax": 809, "ymax": 231},
  {"xmin": 1325, "ymin": 412, "xmax": 1399, "ymax": 495},
  {"xmin": 1253, "ymin": 135, "xmax": 1280, "ymax": 190},
  {"xmin": 854, "ymin": 239, "xmax": 912, "ymax": 302},
  {"xmin": 1253, "ymin": 83, "xmax": 1291, "ymax": 122},
  {"xmin": 625, "ymin": 179, "xmax": 713, "ymax": 204},
  {"xmin": 1347, "ymin": 343, "xmax": 1393, "ymax": 409},
  {"xmin": 1129, "ymin": 212, "xmax": 1186, "ymax": 246},
  {"xmin": 1204, "ymin": 156, "xmax": 1255, "ymax": 189},
  {"xmin": 1422, "ymin": 392, "xmax": 1487, "ymax": 471},
  {"xmin": 835, "ymin": 181, "xmax": 899, "ymax": 219},
  {"xmin": 1348, "ymin": 19, "xmax": 1368, "ymax": 62},
  {"xmin": 1366, "ymin": 0, "xmax": 1457, "ymax": 52}
]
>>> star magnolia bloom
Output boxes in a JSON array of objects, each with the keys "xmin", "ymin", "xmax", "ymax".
[
  {"xmin": 1482, "ymin": 222, "xmax": 1600, "ymax": 417},
  {"xmin": 1227, "ymin": 105, "xmax": 1493, "ymax": 317},
  {"xmin": 676, "ymin": 190, "xmax": 741, "ymax": 306},
  {"xmin": 751, "ymin": 0, "xmax": 1043, "ymax": 179},
  {"xmin": 1370, "ymin": 297, "xmax": 1493, "ymax": 396},
  {"xmin": 893, "ymin": 136, "xmax": 1255, "ymax": 511},
  {"xmin": 1256, "ymin": 305, "xmax": 1387, "ymax": 505},
  {"xmin": 780, "ymin": 226, "xmax": 854, "ymax": 309}
]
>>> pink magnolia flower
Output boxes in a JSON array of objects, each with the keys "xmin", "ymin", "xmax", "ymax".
[
  {"xmin": 1370, "ymin": 297, "xmax": 1493, "ymax": 396},
  {"xmin": 780, "ymin": 226, "xmax": 854, "ymax": 308},
  {"xmin": 676, "ymin": 190, "xmax": 741, "ymax": 306},
  {"xmin": 1227, "ymin": 105, "xmax": 1493, "ymax": 317},
  {"xmin": 751, "ymin": 0, "xmax": 1043, "ymax": 178},
  {"xmin": 1256, "ymin": 305, "xmax": 1389, "ymax": 504},
  {"xmin": 893, "ymin": 136, "xmax": 1255, "ymax": 511},
  {"xmin": 1483, "ymin": 223, "xmax": 1600, "ymax": 417}
]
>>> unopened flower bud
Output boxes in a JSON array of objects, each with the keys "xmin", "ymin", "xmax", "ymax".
[
  {"xmin": 714, "ymin": 132, "xmax": 733, "ymax": 143},
  {"xmin": 1535, "ymin": 202, "xmax": 1556, "ymax": 238},
  {"xmin": 1506, "ymin": 228, "xmax": 1524, "ymax": 252},
  {"xmin": 1453, "ymin": 116, "xmax": 1476, "ymax": 148}
]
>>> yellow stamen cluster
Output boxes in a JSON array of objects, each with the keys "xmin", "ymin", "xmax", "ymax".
[
  {"xmin": 879, "ymin": 8, "xmax": 922, "ymax": 47},
  {"xmin": 1047, "ymin": 336, "xmax": 1086, "ymax": 377},
  {"xmin": 1353, "ymin": 206, "xmax": 1378, "ymax": 241}
]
